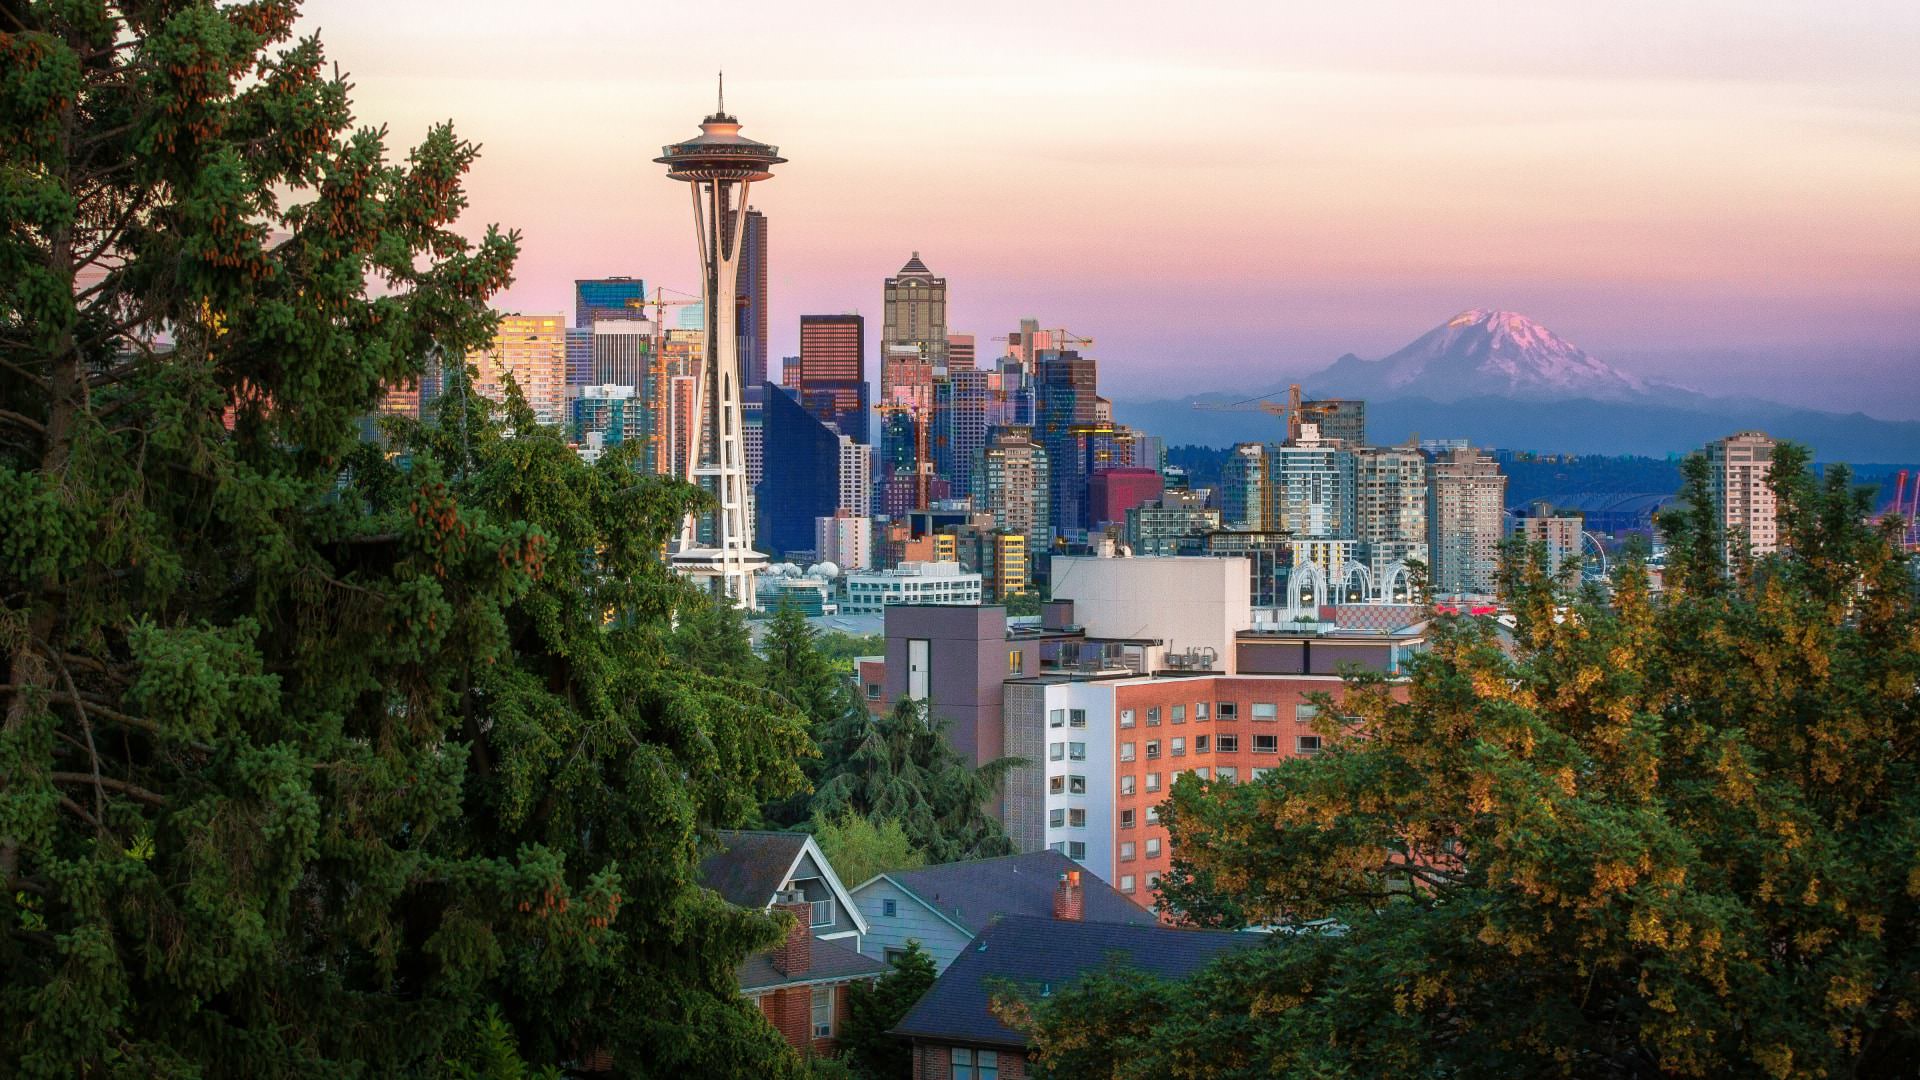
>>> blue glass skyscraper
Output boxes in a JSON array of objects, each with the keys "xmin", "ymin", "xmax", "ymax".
[
  {"xmin": 574, "ymin": 277, "xmax": 648, "ymax": 327},
  {"xmin": 756, "ymin": 384, "xmax": 844, "ymax": 557}
]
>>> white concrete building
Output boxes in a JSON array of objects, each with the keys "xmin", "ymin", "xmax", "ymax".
[
  {"xmin": 1037, "ymin": 679, "xmax": 1120, "ymax": 883},
  {"xmin": 1049, "ymin": 556, "xmax": 1251, "ymax": 673},
  {"xmin": 841, "ymin": 561, "xmax": 982, "ymax": 614}
]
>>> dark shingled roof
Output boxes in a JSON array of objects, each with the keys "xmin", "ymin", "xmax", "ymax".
[
  {"xmin": 892, "ymin": 915, "xmax": 1261, "ymax": 1047},
  {"xmin": 880, "ymin": 850, "xmax": 1155, "ymax": 935},
  {"xmin": 699, "ymin": 830, "xmax": 807, "ymax": 909},
  {"xmin": 739, "ymin": 934, "xmax": 889, "ymax": 991}
]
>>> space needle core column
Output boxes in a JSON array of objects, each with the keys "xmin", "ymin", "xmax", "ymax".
[{"xmin": 656, "ymin": 78, "xmax": 784, "ymax": 608}]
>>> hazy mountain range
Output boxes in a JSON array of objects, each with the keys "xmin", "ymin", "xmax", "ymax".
[{"xmin": 1113, "ymin": 310, "xmax": 1920, "ymax": 461}]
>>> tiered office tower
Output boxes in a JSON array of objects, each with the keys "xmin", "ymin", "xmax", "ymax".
[
  {"xmin": 883, "ymin": 252, "xmax": 947, "ymax": 370},
  {"xmin": 1704, "ymin": 430, "xmax": 1779, "ymax": 561},
  {"xmin": 655, "ymin": 82, "xmax": 784, "ymax": 608}
]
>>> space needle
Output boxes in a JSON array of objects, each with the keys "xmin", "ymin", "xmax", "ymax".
[{"xmin": 657, "ymin": 76, "xmax": 784, "ymax": 608}]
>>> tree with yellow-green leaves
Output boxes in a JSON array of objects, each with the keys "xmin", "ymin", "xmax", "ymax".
[
  {"xmin": 1013, "ymin": 446, "xmax": 1920, "ymax": 1079},
  {"xmin": 1, "ymin": 3, "xmax": 823, "ymax": 1074}
]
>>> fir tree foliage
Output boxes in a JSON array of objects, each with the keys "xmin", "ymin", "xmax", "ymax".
[
  {"xmin": 1, "ymin": 3, "xmax": 814, "ymax": 1074},
  {"xmin": 1020, "ymin": 447, "xmax": 1920, "ymax": 1079},
  {"xmin": 812, "ymin": 698, "xmax": 1017, "ymax": 865}
]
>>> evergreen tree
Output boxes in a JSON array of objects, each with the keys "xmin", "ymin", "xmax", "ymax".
[
  {"xmin": 1018, "ymin": 447, "xmax": 1920, "ymax": 1079},
  {"xmin": 813, "ymin": 699, "xmax": 1017, "ymax": 865},
  {"xmin": 1, "ymin": 4, "xmax": 813, "ymax": 1074},
  {"xmin": 840, "ymin": 941, "xmax": 938, "ymax": 1080}
]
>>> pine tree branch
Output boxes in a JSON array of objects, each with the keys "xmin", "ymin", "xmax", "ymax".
[{"xmin": 48, "ymin": 772, "xmax": 165, "ymax": 807}]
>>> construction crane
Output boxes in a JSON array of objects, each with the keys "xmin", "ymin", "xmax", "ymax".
[
  {"xmin": 990, "ymin": 327, "xmax": 1095, "ymax": 368},
  {"xmin": 1191, "ymin": 384, "xmax": 1304, "ymax": 438},
  {"xmin": 624, "ymin": 287, "xmax": 702, "ymax": 479}
]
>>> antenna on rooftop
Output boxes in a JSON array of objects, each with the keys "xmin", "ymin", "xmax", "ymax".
[{"xmin": 717, "ymin": 71, "xmax": 725, "ymax": 114}]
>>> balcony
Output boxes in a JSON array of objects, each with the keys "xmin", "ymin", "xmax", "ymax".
[{"xmin": 809, "ymin": 898, "xmax": 836, "ymax": 927}]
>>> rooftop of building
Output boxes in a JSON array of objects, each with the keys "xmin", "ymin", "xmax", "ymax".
[
  {"xmin": 863, "ymin": 850, "xmax": 1153, "ymax": 937},
  {"xmin": 737, "ymin": 934, "xmax": 888, "ymax": 992},
  {"xmin": 892, "ymin": 915, "xmax": 1262, "ymax": 1048},
  {"xmin": 697, "ymin": 830, "xmax": 810, "ymax": 909}
]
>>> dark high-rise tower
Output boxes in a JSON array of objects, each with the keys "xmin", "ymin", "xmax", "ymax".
[
  {"xmin": 574, "ymin": 277, "xmax": 648, "ymax": 328},
  {"xmin": 786, "ymin": 314, "xmax": 869, "ymax": 444},
  {"xmin": 737, "ymin": 209, "xmax": 768, "ymax": 388},
  {"xmin": 1035, "ymin": 349, "xmax": 1098, "ymax": 540},
  {"xmin": 882, "ymin": 252, "xmax": 947, "ymax": 371}
]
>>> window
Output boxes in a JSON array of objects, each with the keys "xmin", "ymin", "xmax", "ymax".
[
  {"xmin": 1146, "ymin": 706, "xmax": 1161, "ymax": 726},
  {"xmin": 1008, "ymin": 650, "xmax": 1024, "ymax": 675},
  {"xmin": 1171, "ymin": 704, "xmax": 1186, "ymax": 724},
  {"xmin": 1195, "ymin": 767, "xmax": 1210, "ymax": 779},
  {"xmin": 1146, "ymin": 740, "xmax": 1161, "ymax": 760},
  {"xmin": 1049, "ymin": 841, "xmax": 1066, "ymax": 854},
  {"xmin": 1217, "ymin": 733, "xmax": 1239, "ymax": 753},
  {"xmin": 1069, "ymin": 742, "xmax": 1086, "ymax": 761},
  {"xmin": 1251, "ymin": 767, "xmax": 1272, "ymax": 780},
  {"xmin": 1145, "ymin": 772, "xmax": 1161, "ymax": 792},
  {"xmin": 1195, "ymin": 734, "xmax": 1209, "ymax": 753},
  {"xmin": 1049, "ymin": 709, "xmax": 1064, "ymax": 728},
  {"xmin": 1120, "ymin": 776, "xmax": 1135, "ymax": 797},
  {"xmin": 1217, "ymin": 766, "xmax": 1238, "ymax": 782},
  {"xmin": 1120, "ymin": 874, "xmax": 1136, "ymax": 894},
  {"xmin": 812, "ymin": 986, "xmax": 834, "ymax": 1039},
  {"xmin": 1252, "ymin": 702, "xmax": 1278, "ymax": 721},
  {"xmin": 1146, "ymin": 872, "xmax": 1161, "ymax": 891},
  {"xmin": 882, "ymin": 898, "xmax": 897, "ymax": 918},
  {"xmin": 1195, "ymin": 702, "xmax": 1209, "ymax": 721},
  {"xmin": 1171, "ymin": 737, "xmax": 1186, "ymax": 757},
  {"xmin": 1217, "ymin": 702, "xmax": 1237, "ymax": 720},
  {"xmin": 1049, "ymin": 775, "xmax": 1065, "ymax": 795},
  {"xmin": 885, "ymin": 946, "xmax": 907, "ymax": 964},
  {"xmin": 1120, "ymin": 808, "xmax": 1136, "ymax": 828},
  {"xmin": 1254, "ymin": 733, "xmax": 1279, "ymax": 754},
  {"xmin": 1068, "ymin": 775, "xmax": 1087, "ymax": 795},
  {"xmin": 1297, "ymin": 735, "xmax": 1322, "ymax": 755},
  {"xmin": 866, "ymin": 683, "xmax": 882, "ymax": 700},
  {"xmin": 952, "ymin": 1047, "xmax": 999, "ymax": 1080},
  {"xmin": 1170, "ymin": 770, "xmax": 1183, "ymax": 786},
  {"xmin": 810, "ymin": 897, "xmax": 835, "ymax": 927},
  {"xmin": 1069, "ymin": 808, "xmax": 1086, "ymax": 827},
  {"xmin": 1120, "ymin": 708, "xmax": 1136, "ymax": 728},
  {"xmin": 1068, "ymin": 841, "xmax": 1086, "ymax": 860},
  {"xmin": 1120, "ymin": 841, "xmax": 1136, "ymax": 861},
  {"xmin": 1146, "ymin": 838, "xmax": 1162, "ymax": 858},
  {"xmin": 1069, "ymin": 708, "xmax": 1087, "ymax": 728},
  {"xmin": 1295, "ymin": 703, "xmax": 1320, "ymax": 723},
  {"xmin": 1049, "ymin": 808, "xmax": 1065, "ymax": 828},
  {"xmin": 1120, "ymin": 741, "xmax": 1136, "ymax": 762},
  {"xmin": 1049, "ymin": 742, "xmax": 1064, "ymax": 761}
]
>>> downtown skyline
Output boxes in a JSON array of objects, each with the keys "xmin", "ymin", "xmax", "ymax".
[{"xmin": 303, "ymin": 0, "xmax": 1919, "ymax": 416}]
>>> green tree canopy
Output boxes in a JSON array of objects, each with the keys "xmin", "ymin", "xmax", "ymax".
[
  {"xmin": 1, "ymin": 3, "xmax": 814, "ymax": 1074},
  {"xmin": 840, "ymin": 940, "xmax": 938, "ymax": 1080},
  {"xmin": 813, "ymin": 698, "xmax": 1018, "ymax": 865},
  {"xmin": 1019, "ymin": 447, "xmax": 1920, "ymax": 1079},
  {"xmin": 811, "ymin": 809, "xmax": 925, "ymax": 889}
]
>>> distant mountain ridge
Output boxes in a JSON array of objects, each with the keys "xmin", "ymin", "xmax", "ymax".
[
  {"xmin": 1314, "ymin": 309, "xmax": 1651, "ymax": 402},
  {"xmin": 1111, "ymin": 310, "xmax": 1920, "ymax": 460}
]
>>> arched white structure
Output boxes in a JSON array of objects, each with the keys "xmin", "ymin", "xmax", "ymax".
[
  {"xmin": 1376, "ymin": 561, "xmax": 1412, "ymax": 602},
  {"xmin": 1340, "ymin": 560, "xmax": 1372, "ymax": 603},
  {"xmin": 1285, "ymin": 561, "xmax": 1328, "ymax": 620}
]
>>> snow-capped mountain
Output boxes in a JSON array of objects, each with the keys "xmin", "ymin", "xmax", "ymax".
[{"xmin": 1311, "ymin": 310, "xmax": 1652, "ymax": 403}]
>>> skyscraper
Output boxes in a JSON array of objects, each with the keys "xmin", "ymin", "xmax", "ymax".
[
  {"xmin": 591, "ymin": 320, "xmax": 651, "ymax": 387},
  {"xmin": 1221, "ymin": 443, "xmax": 1266, "ymax": 530},
  {"xmin": 1517, "ymin": 501, "xmax": 1584, "ymax": 582},
  {"xmin": 787, "ymin": 314, "xmax": 869, "ymax": 443},
  {"xmin": 1354, "ymin": 443, "xmax": 1429, "ymax": 588},
  {"xmin": 883, "ymin": 252, "xmax": 947, "ymax": 370},
  {"xmin": 1297, "ymin": 398, "xmax": 1367, "ymax": 446},
  {"xmin": 1035, "ymin": 349, "xmax": 1098, "ymax": 540},
  {"xmin": 977, "ymin": 426, "xmax": 1052, "ymax": 558},
  {"xmin": 1704, "ymin": 430, "xmax": 1779, "ymax": 561},
  {"xmin": 1266, "ymin": 439, "xmax": 1355, "ymax": 538},
  {"xmin": 947, "ymin": 332, "xmax": 976, "ymax": 373},
  {"xmin": 471, "ymin": 313, "xmax": 567, "ymax": 426},
  {"xmin": 757, "ymin": 386, "xmax": 847, "ymax": 557},
  {"xmin": 564, "ymin": 327, "xmax": 593, "ymax": 386},
  {"xmin": 1427, "ymin": 446, "xmax": 1508, "ymax": 597},
  {"xmin": 737, "ymin": 209, "xmax": 768, "ymax": 388},
  {"xmin": 574, "ymin": 277, "xmax": 648, "ymax": 328},
  {"xmin": 655, "ymin": 83, "xmax": 783, "ymax": 606}
]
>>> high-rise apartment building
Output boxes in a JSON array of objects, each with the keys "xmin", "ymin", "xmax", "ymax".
[
  {"xmin": 568, "ymin": 384, "xmax": 651, "ymax": 465},
  {"xmin": 471, "ymin": 313, "xmax": 567, "ymax": 426},
  {"xmin": 1265, "ymin": 440, "xmax": 1355, "ymax": 538},
  {"xmin": 737, "ymin": 209, "xmax": 768, "ymax": 389},
  {"xmin": 563, "ymin": 327, "xmax": 593, "ymax": 386},
  {"xmin": 1704, "ymin": 431, "xmax": 1779, "ymax": 560},
  {"xmin": 1517, "ymin": 502, "xmax": 1584, "ymax": 582},
  {"xmin": 1297, "ymin": 399, "xmax": 1366, "ymax": 446},
  {"xmin": 977, "ymin": 426, "xmax": 1052, "ymax": 558},
  {"xmin": 883, "ymin": 252, "xmax": 947, "ymax": 369},
  {"xmin": 815, "ymin": 510, "xmax": 873, "ymax": 571},
  {"xmin": 1035, "ymin": 349, "xmax": 1098, "ymax": 540},
  {"xmin": 1427, "ymin": 446, "xmax": 1507, "ymax": 597},
  {"xmin": 1354, "ymin": 443, "xmax": 1429, "ymax": 583},
  {"xmin": 787, "ymin": 314, "xmax": 869, "ymax": 443},
  {"xmin": 932, "ymin": 366, "xmax": 1032, "ymax": 501},
  {"xmin": 1221, "ymin": 444, "xmax": 1266, "ymax": 530},
  {"xmin": 1126, "ymin": 491, "xmax": 1220, "ymax": 556},
  {"xmin": 574, "ymin": 277, "xmax": 648, "ymax": 328}
]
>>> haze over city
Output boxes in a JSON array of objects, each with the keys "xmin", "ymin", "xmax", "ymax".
[{"xmin": 306, "ymin": 0, "xmax": 1920, "ymax": 417}]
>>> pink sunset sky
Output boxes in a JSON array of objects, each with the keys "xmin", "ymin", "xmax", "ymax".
[{"xmin": 303, "ymin": 1, "xmax": 1919, "ymax": 415}]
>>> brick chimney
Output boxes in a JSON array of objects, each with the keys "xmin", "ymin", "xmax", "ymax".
[
  {"xmin": 772, "ymin": 891, "xmax": 812, "ymax": 976},
  {"xmin": 1053, "ymin": 870, "xmax": 1083, "ymax": 921}
]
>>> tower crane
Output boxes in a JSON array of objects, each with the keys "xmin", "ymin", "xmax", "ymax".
[
  {"xmin": 624, "ymin": 287, "xmax": 702, "ymax": 479},
  {"xmin": 1191, "ymin": 384, "xmax": 1304, "ymax": 438}
]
